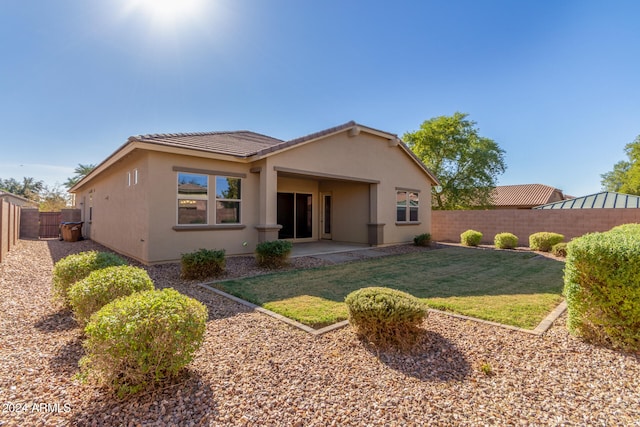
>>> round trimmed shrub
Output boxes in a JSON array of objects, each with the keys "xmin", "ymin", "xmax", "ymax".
[
  {"xmin": 494, "ymin": 232, "xmax": 518, "ymax": 249},
  {"xmin": 345, "ymin": 287, "xmax": 428, "ymax": 349},
  {"xmin": 52, "ymin": 251, "xmax": 127, "ymax": 306},
  {"xmin": 255, "ymin": 240, "xmax": 293, "ymax": 269},
  {"xmin": 181, "ymin": 248, "xmax": 226, "ymax": 280},
  {"xmin": 413, "ymin": 233, "xmax": 432, "ymax": 247},
  {"xmin": 81, "ymin": 288, "xmax": 207, "ymax": 397},
  {"xmin": 609, "ymin": 223, "xmax": 640, "ymax": 234},
  {"xmin": 68, "ymin": 266, "xmax": 155, "ymax": 326},
  {"xmin": 551, "ymin": 242, "xmax": 568, "ymax": 258},
  {"xmin": 529, "ymin": 232, "xmax": 564, "ymax": 252},
  {"xmin": 564, "ymin": 230, "xmax": 640, "ymax": 351},
  {"xmin": 460, "ymin": 229, "xmax": 483, "ymax": 247}
]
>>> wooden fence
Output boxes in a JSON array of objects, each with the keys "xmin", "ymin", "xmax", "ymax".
[
  {"xmin": 0, "ymin": 199, "xmax": 21, "ymax": 264},
  {"xmin": 39, "ymin": 212, "xmax": 62, "ymax": 238}
]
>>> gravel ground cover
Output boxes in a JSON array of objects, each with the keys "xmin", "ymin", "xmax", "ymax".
[{"xmin": 1, "ymin": 239, "xmax": 639, "ymax": 426}]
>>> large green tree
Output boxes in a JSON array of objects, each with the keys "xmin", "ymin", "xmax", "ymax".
[
  {"xmin": 0, "ymin": 177, "xmax": 45, "ymax": 201},
  {"xmin": 64, "ymin": 163, "xmax": 96, "ymax": 189},
  {"xmin": 601, "ymin": 135, "xmax": 640, "ymax": 194},
  {"xmin": 403, "ymin": 112, "xmax": 506, "ymax": 210}
]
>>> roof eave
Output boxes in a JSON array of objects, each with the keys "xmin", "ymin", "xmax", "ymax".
[
  {"xmin": 69, "ymin": 140, "xmax": 252, "ymax": 193},
  {"xmin": 246, "ymin": 121, "xmax": 440, "ymax": 186}
]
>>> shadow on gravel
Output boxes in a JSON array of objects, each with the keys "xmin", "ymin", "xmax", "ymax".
[
  {"xmin": 49, "ymin": 335, "xmax": 84, "ymax": 375},
  {"xmin": 367, "ymin": 330, "xmax": 472, "ymax": 382},
  {"xmin": 34, "ymin": 308, "xmax": 78, "ymax": 333},
  {"xmin": 71, "ymin": 370, "xmax": 216, "ymax": 426}
]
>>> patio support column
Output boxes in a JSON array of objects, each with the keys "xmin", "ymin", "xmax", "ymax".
[
  {"xmin": 367, "ymin": 183, "xmax": 384, "ymax": 246},
  {"xmin": 253, "ymin": 165, "xmax": 281, "ymax": 242}
]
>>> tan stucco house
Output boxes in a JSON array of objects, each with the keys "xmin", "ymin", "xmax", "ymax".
[{"xmin": 70, "ymin": 121, "xmax": 439, "ymax": 264}]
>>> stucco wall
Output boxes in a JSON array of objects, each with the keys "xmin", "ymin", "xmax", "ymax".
[
  {"xmin": 72, "ymin": 129, "xmax": 435, "ymax": 264},
  {"xmin": 319, "ymin": 180, "xmax": 370, "ymax": 244},
  {"xmin": 432, "ymin": 209, "xmax": 640, "ymax": 244},
  {"xmin": 145, "ymin": 151, "xmax": 260, "ymax": 262},
  {"xmin": 20, "ymin": 208, "xmax": 39, "ymax": 239},
  {"xmin": 270, "ymin": 132, "xmax": 432, "ymax": 245},
  {"xmin": 74, "ymin": 150, "xmax": 150, "ymax": 262}
]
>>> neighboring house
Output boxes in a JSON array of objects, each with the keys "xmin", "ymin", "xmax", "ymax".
[
  {"xmin": 70, "ymin": 121, "xmax": 440, "ymax": 264},
  {"xmin": 490, "ymin": 184, "xmax": 571, "ymax": 209},
  {"xmin": 0, "ymin": 190, "xmax": 38, "ymax": 208},
  {"xmin": 534, "ymin": 191, "xmax": 640, "ymax": 209}
]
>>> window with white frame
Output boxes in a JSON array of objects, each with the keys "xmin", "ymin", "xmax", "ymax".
[
  {"xmin": 396, "ymin": 190, "xmax": 419, "ymax": 222},
  {"xmin": 177, "ymin": 173, "xmax": 208, "ymax": 224},
  {"xmin": 215, "ymin": 176, "xmax": 241, "ymax": 224}
]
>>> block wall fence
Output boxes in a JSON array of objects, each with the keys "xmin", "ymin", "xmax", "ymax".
[
  {"xmin": 20, "ymin": 208, "xmax": 82, "ymax": 240},
  {"xmin": 3, "ymin": 205, "xmax": 640, "ymax": 262},
  {"xmin": 431, "ymin": 209, "xmax": 640, "ymax": 245},
  {"xmin": 20, "ymin": 208, "xmax": 40, "ymax": 239}
]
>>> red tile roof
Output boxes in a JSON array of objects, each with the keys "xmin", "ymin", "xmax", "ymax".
[
  {"xmin": 492, "ymin": 184, "xmax": 566, "ymax": 208},
  {"xmin": 130, "ymin": 130, "xmax": 284, "ymax": 158}
]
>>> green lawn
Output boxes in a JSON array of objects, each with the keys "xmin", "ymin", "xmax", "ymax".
[{"xmin": 214, "ymin": 246, "xmax": 565, "ymax": 330}]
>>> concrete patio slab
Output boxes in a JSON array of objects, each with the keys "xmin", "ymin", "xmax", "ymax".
[{"xmin": 290, "ymin": 241, "xmax": 370, "ymax": 257}]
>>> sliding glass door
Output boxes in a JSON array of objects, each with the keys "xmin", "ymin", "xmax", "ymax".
[{"xmin": 277, "ymin": 192, "xmax": 312, "ymax": 239}]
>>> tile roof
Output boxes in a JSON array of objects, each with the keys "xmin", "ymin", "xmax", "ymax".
[
  {"xmin": 492, "ymin": 184, "xmax": 565, "ymax": 207},
  {"xmin": 129, "ymin": 131, "xmax": 284, "ymax": 158},
  {"xmin": 129, "ymin": 121, "xmax": 363, "ymax": 159},
  {"xmin": 253, "ymin": 121, "xmax": 357, "ymax": 156},
  {"xmin": 534, "ymin": 191, "xmax": 640, "ymax": 209},
  {"xmin": 71, "ymin": 121, "xmax": 440, "ymax": 192}
]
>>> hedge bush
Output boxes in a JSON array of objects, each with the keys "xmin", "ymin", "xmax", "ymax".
[
  {"xmin": 529, "ymin": 232, "xmax": 564, "ymax": 252},
  {"xmin": 181, "ymin": 248, "xmax": 226, "ymax": 280},
  {"xmin": 255, "ymin": 240, "xmax": 293, "ymax": 268},
  {"xmin": 81, "ymin": 288, "xmax": 207, "ymax": 397},
  {"xmin": 460, "ymin": 229, "xmax": 482, "ymax": 247},
  {"xmin": 68, "ymin": 266, "xmax": 154, "ymax": 326},
  {"xmin": 413, "ymin": 233, "xmax": 432, "ymax": 247},
  {"xmin": 551, "ymin": 242, "xmax": 568, "ymax": 258},
  {"xmin": 494, "ymin": 232, "xmax": 518, "ymax": 249},
  {"xmin": 52, "ymin": 251, "xmax": 127, "ymax": 306},
  {"xmin": 609, "ymin": 223, "xmax": 640, "ymax": 234},
  {"xmin": 345, "ymin": 287, "xmax": 428, "ymax": 349},
  {"xmin": 564, "ymin": 226, "xmax": 640, "ymax": 351}
]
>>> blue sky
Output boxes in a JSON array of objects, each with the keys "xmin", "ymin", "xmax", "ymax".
[{"xmin": 1, "ymin": 0, "xmax": 639, "ymax": 197}]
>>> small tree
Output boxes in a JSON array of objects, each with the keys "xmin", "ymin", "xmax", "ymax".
[
  {"xmin": 0, "ymin": 177, "xmax": 44, "ymax": 202},
  {"xmin": 601, "ymin": 135, "xmax": 640, "ymax": 194},
  {"xmin": 403, "ymin": 112, "xmax": 507, "ymax": 209},
  {"xmin": 39, "ymin": 184, "xmax": 71, "ymax": 211},
  {"xmin": 64, "ymin": 163, "xmax": 96, "ymax": 189}
]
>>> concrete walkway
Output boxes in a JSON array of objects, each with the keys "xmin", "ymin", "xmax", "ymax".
[{"xmin": 291, "ymin": 241, "xmax": 391, "ymax": 264}]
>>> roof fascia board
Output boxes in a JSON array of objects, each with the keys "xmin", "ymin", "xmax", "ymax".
[
  {"xmin": 69, "ymin": 141, "xmax": 249, "ymax": 193},
  {"xmin": 69, "ymin": 142, "xmax": 138, "ymax": 193},
  {"xmin": 248, "ymin": 124, "xmax": 440, "ymax": 186},
  {"xmin": 246, "ymin": 126, "xmax": 357, "ymax": 161},
  {"xmin": 135, "ymin": 142, "xmax": 249, "ymax": 163}
]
